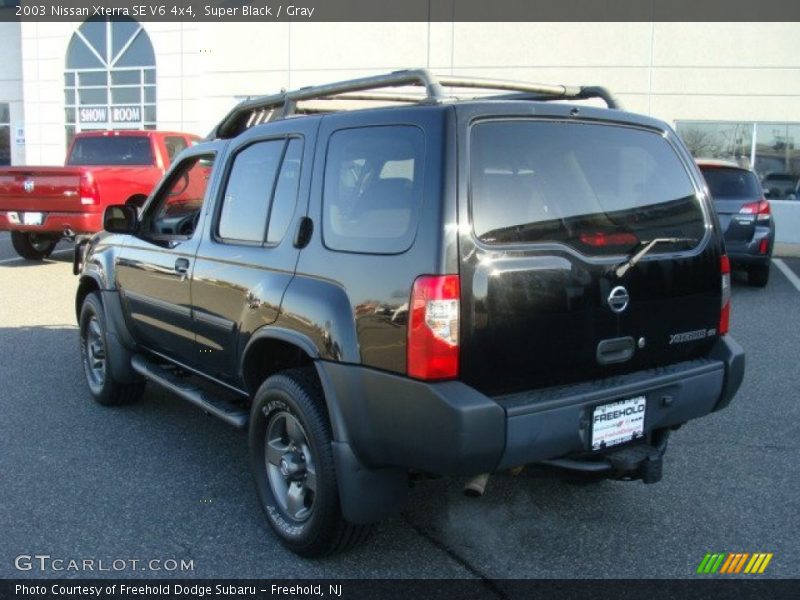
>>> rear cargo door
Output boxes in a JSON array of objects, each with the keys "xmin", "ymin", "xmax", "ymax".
[{"xmin": 458, "ymin": 113, "xmax": 721, "ymax": 396}]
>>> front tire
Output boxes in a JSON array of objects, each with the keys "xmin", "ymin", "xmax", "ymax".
[
  {"xmin": 79, "ymin": 292, "xmax": 145, "ymax": 406},
  {"xmin": 249, "ymin": 368, "xmax": 370, "ymax": 557},
  {"xmin": 748, "ymin": 263, "xmax": 770, "ymax": 287},
  {"xmin": 11, "ymin": 231, "xmax": 58, "ymax": 260}
]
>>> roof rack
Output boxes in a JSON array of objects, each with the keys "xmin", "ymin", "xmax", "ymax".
[{"xmin": 211, "ymin": 68, "xmax": 621, "ymax": 139}]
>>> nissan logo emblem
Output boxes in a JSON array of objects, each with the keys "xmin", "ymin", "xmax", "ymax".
[
  {"xmin": 608, "ymin": 286, "xmax": 630, "ymax": 314},
  {"xmin": 23, "ymin": 179, "xmax": 35, "ymax": 193}
]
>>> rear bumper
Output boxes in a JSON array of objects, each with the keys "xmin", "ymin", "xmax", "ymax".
[
  {"xmin": 323, "ymin": 336, "xmax": 745, "ymax": 476},
  {"xmin": 0, "ymin": 210, "xmax": 103, "ymax": 235},
  {"xmin": 725, "ymin": 222, "xmax": 775, "ymax": 266}
]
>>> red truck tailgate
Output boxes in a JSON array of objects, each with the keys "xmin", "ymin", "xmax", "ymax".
[{"xmin": 0, "ymin": 168, "xmax": 84, "ymax": 212}]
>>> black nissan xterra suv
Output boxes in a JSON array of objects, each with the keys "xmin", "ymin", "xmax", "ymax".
[{"xmin": 74, "ymin": 69, "xmax": 745, "ymax": 557}]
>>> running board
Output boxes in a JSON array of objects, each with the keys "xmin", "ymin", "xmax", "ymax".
[{"xmin": 131, "ymin": 355, "xmax": 249, "ymax": 429}]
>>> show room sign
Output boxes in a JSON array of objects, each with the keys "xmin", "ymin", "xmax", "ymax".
[{"xmin": 79, "ymin": 106, "xmax": 142, "ymax": 124}]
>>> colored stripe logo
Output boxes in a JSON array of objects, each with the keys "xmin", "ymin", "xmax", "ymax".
[{"xmin": 696, "ymin": 553, "xmax": 773, "ymax": 574}]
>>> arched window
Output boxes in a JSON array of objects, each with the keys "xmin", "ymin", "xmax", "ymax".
[{"xmin": 64, "ymin": 17, "xmax": 156, "ymax": 144}]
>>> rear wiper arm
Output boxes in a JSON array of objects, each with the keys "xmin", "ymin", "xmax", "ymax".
[{"xmin": 613, "ymin": 237, "xmax": 696, "ymax": 278}]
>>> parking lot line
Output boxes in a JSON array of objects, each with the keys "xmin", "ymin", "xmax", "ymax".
[
  {"xmin": 772, "ymin": 259, "xmax": 800, "ymax": 293},
  {"xmin": 0, "ymin": 248, "xmax": 72, "ymax": 265}
]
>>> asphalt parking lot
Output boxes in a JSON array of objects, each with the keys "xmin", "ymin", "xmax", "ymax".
[{"xmin": 1, "ymin": 229, "xmax": 798, "ymax": 580}]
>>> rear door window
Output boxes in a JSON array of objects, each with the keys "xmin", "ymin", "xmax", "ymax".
[
  {"xmin": 217, "ymin": 140, "xmax": 284, "ymax": 243},
  {"xmin": 469, "ymin": 120, "xmax": 705, "ymax": 256},
  {"xmin": 266, "ymin": 138, "xmax": 303, "ymax": 244},
  {"xmin": 322, "ymin": 125, "xmax": 425, "ymax": 254}
]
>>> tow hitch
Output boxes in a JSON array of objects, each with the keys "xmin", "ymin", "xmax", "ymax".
[
  {"xmin": 605, "ymin": 443, "xmax": 664, "ymax": 483},
  {"xmin": 539, "ymin": 430, "xmax": 670, "ymax": 484}
]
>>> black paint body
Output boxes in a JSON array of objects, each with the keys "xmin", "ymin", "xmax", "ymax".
[{"xmin": 78, "ymin": 99, "xmax": 745, "ymax": 498}]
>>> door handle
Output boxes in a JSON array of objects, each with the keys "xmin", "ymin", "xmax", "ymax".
[
  {"xmin": 596, "ymin": 336, "xmax": 635, "ymax": 366},
  {"xmin": 174, "ymin": 258, "xmax": 190, "ymax": 274}
]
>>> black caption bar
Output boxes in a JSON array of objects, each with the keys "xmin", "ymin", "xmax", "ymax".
[
  {"xmin": 3, "ymin": 0, "xmax": 800, "ymax": 22},
  {"xmin": 2, "ymin": 579, "xmax": 800, "ymax": 600}
]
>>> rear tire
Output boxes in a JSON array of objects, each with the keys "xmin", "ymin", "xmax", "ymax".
[
  {"xmin": 748, "ymin": 264, "xmax": 770, "ymax": 287},
  {"xmin": 249, "ymin": 368, "xmax": 371, "ymax": 557},
  {"xmin": 79, "ymin": 292, "xmax": 145, "ymax": 406},
  {"xmin": 11, "ymin": 231, "xmax": 58, "ymax": 260}
]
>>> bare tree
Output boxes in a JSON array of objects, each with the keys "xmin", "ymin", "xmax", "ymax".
[{"xmin": 679, "ymin": 128, "xmax": 719, "ymax": 158}]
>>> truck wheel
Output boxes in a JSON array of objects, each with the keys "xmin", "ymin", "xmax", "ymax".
[
  {"xmin": 748, "ymin": 264, "xmax": 770, "ymax": 287},
  {"xmin": 79, "ymin": 292, "xmax": 145, "ymax": 406},
  {"xmin": 11, "ymin": 231, "xmax": 58, "ymax": 260},
  {"xmin": 249, "ymin": 368, "xmax": 371, "ymax": 557}
]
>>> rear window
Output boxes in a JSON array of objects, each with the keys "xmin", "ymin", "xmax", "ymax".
[
  {"xmin": 469, "ymin": 121, "xmax": 705, "ymax": 256},
  {"xmin": 700, "ymin": 167, "xmax": 761, "ymax": 200},
  {"xmin": 67, "ymin": 136, "xmax": 153, "ymax": 166},
  {"xmin": 322, "ymin": 125, "xmax": 424, "ymax": 254}
]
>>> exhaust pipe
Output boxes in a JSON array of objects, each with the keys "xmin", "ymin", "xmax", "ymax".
[
  {"xmin": 462, "ymin": 466, "xmax": 526, "ymax": 497},
  {"xmin": 62, "ymin": 227, "xmax": 75, "ymax": 240},
  {"xmin": 463, "ymin": 473, "xmax": 490, "ymax": 497}
]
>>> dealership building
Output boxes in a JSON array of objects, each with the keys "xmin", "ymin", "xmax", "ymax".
[{"xmin": 0, "ymin": 20, "xmax": 798, "ymax": 189}]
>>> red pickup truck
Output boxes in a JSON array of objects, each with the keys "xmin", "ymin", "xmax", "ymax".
[{"xmin": 0, "ymin": 130, "xmax": 200, "ymax": 259}]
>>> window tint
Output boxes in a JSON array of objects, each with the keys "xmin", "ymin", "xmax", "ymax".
[
  {"xmin": 218, "ymin": 140, "xmax": 283, "ymax": 243},
  {"xmin": 700, "ymin": 167, "xmax": 761, "ymax": 200},
  {"xmin": 267, "ymin": 138, "xmax": 303, "ymax": 244},
  {"xmin": 67, "ymin": 136, "xmax": 153, "ymax": 166},
  {"xmin": 323, "ymin": 126, "xmax": 424, "ymax": 254},
  {"xmin": 164, "ymin": 136, "xmax": 189, "ymax": 161},
  {"xmin": 148, "ymin": 155, "xmax": 215, "ymax": 238},
  {"xmin": 470, "ymin": 121, "xmax": 705, "ymax": 256}
]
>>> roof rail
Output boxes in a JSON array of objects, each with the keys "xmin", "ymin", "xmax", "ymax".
[{"xmin": 211, "ymin": 69, "xmax": 621, "ymax": 139}]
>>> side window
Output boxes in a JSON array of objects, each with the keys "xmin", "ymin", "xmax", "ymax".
[
  {"xmin": 217, "ymin": 140, "xmax": 284, "ymax": 243},
  {"xmin": 164, "ymin": 136, "xmax": 190, "ymax": 161},
  {"xmin": 147, "ymin": 154, "xmax": 215, "ymax": 239},
  {"xmin": 266, "ymin": 138, "xmax": 303, "ymax": 244},
  {"xmin": 322, "ymin": 125, "xmax": 425, "ymax": 254}
]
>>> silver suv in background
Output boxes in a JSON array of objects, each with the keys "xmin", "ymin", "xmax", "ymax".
[{"xmin": 698, "ymin": 160, "xmax": 775, "ymax": 287}]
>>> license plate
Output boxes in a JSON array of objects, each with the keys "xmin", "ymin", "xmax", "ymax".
[
  {"xmin": 591, "ymin": 396, "xmax": 646, "ymax": 451},
  {"xmin": 22, "ymin": 212, "xmax": 44, "ymax": 226}
]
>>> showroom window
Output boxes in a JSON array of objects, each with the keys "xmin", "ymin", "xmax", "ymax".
[
  {"xmin": 0, "ymin": 103, "xmax": 9, "ymax": 166},
  {"xmin": 677, "ymin": 121, "xmax": 800, "ymax": 198},
  {"xmin": 64, "ymin": 17, "xmax": 156, "ymax": 147}
]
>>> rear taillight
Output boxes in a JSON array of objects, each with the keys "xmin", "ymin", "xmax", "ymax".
[
  {"xmin": 719, "ymin": 255, "xmax": 731, "ymax": 335},
  {"xmin": 407, "ymin": 275, "xmax": 460, "ymax": 380},
  {"xmin": 80, "ymin": 172, "xmax": 99, "ymax": 206},
  {"xmin": 739, "ymin": 199, "xmax": 771, "ymax": 222}
]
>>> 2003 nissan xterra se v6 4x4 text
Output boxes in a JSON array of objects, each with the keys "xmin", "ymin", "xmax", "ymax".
[{"xmin": 74, "ymin": 70, "xmax": 745, "ymax": 557}]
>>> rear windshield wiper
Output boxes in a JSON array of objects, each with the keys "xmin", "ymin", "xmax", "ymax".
[{"xmin": 612, "ymin": 237, "xmax": 697, "ymax": 278}]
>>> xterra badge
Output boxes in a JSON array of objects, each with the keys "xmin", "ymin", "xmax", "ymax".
[{"xmin": 669, "ymin": 329, "xmax": 716, "ymax": 344}]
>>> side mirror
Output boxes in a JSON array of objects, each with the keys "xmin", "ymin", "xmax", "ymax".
[
  {"xmin": 103, "ymin": 204, "xmax": 138, "ymax": 234},
  {"xmin": 763, "ymin": 189, "xmax": 771, "ymax": 198}
]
